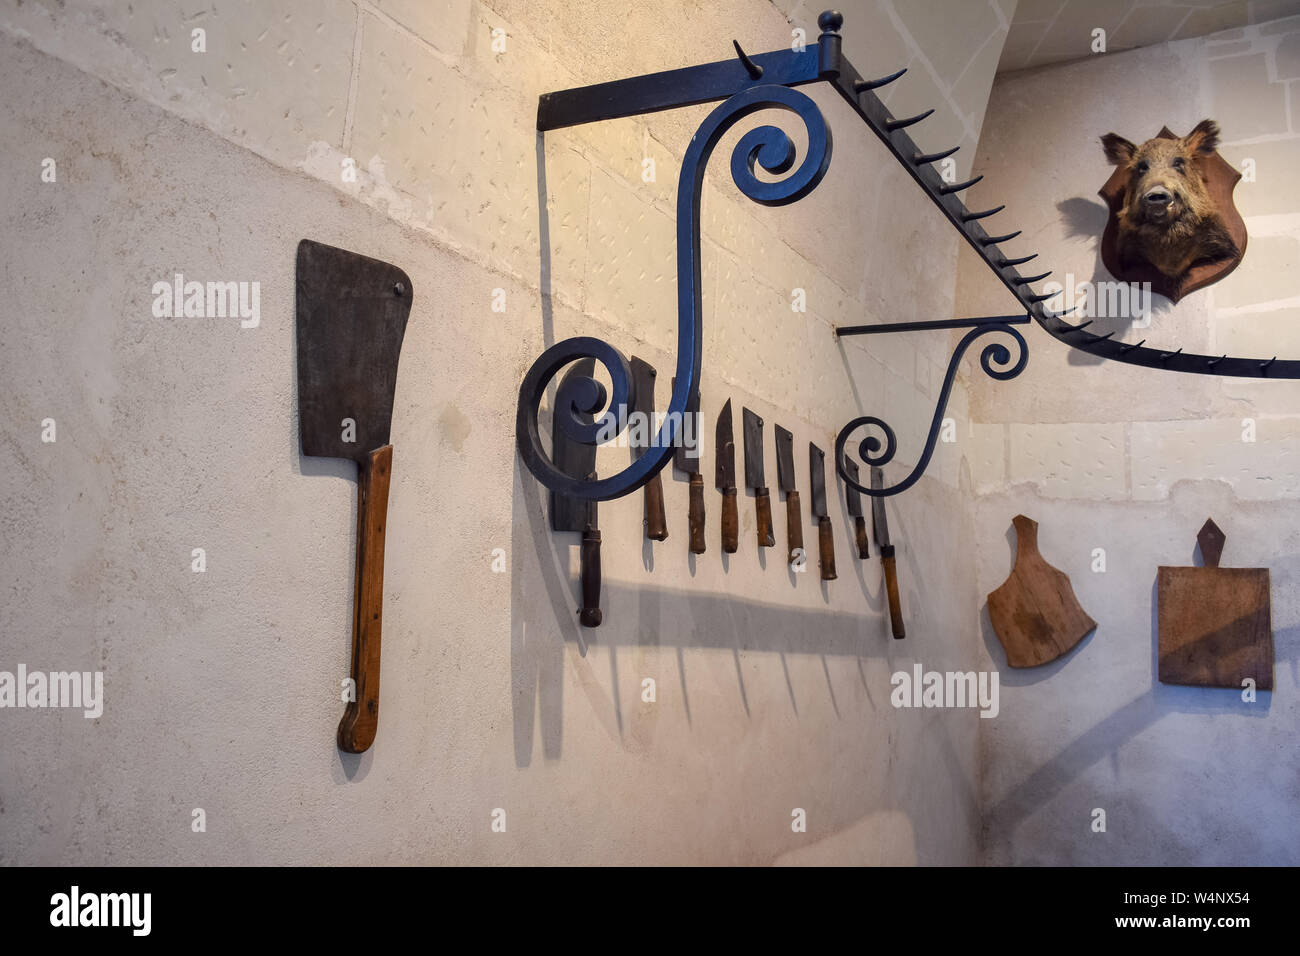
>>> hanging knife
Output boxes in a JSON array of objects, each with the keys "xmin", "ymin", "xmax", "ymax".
[
  {"xmin": 743, "ymin": 408, "xmax": 775, "ymax": 549},
  {"xmin": 809, "ymin": 442, "xmax": 836, "ymax": 581},
  {"xmin": 774, "ymin": 425, "xmax": 803, "ymax": 566},
  {"xmin": 672, "ymin": 376, "xmax": 706, "ymax": 554},
  {"xmin": 551, "ymin": 359, "xmax": 602, "ymax": 628},
  {"xmin": 716, "ymin": 399, "xmax": 739, "ymax": 554},
  {"xmin": 630, "ymin": 356, "xmax": 668, "ymax": 542},
  {"xmin": 845, "ymin": 458, "xmax": 870, "ymax": 559},
  {"xmin": 871, "ymin": 466, "xmax": 904, "ymax": 639},
  {"xmin": 296, "ymin": 239, "xmax": 411, "ymax": 754}
]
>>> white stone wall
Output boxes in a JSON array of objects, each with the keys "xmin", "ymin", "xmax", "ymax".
[
  {"xmin": 958, "ymin": 19, "xmax": 1300, "ymax": 864},
  {"xmin": 0, "ymin": 0, "xmax": 1014, "ymax": 864}
]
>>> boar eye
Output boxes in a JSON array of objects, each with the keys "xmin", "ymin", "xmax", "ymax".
[
  {"xmin": 1172, "ymin": 156, "xmax": 1186, "ymax": 171},
  {"xmin": 1135, "ymin": 160, "xmax": 1149, "ymax": 174}
]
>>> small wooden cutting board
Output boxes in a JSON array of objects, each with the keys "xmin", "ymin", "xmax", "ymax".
[
  {"xmin": 987, "ymin": 515, "xmax": 1096, "ymax": 667},
  {"xmin": 1157, "ymin": 518, "xmax": 1273, "ymax": 690}
]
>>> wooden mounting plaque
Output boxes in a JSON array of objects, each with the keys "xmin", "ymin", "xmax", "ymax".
[{"xmin": 1099, "ymin": 127, "xmax": 1246, "ymax": 304}]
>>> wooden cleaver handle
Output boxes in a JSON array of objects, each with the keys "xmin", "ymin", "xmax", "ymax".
[
  {"xmin": 644, "ymin": 472, "xmax": 668, "ymax": 541},
  {"xmin": 688, "ymin": 474, "xmax": 707, "ymax": 554},
  {"xmin": 721, "ymin": 487, "xmax": 739, "ymax": 554},
  {"xmin": 785, "ymin": 491, "xmax": 804, "ymax": 565},
  {"xmin": 854, "ymin": 515, "xmax": 870, "ymax": 559},
  {"xmin": 579, "ymin": 527, "xmax": 602, "ymax": 627},
  {"xmin": 337, "ymin": 444, "xmax": 393, "ymax": 754},
  {"xmin": 755, "ymin": 489, "xmax": 775, "ymax": 548},
  {"xmin": 818, "ymin": 515, "xmax": 837, "ymax": 581},
  {"xmin": 881, "ymin": 546, "xmax": 905, "ymax": 639}
]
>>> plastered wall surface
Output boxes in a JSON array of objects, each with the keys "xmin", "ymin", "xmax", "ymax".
[
  {"xmin": 0, "ymin": 1, "xmax": 1016, "ymax": 864},
  {"xmin": 957, "ymin": 20, "xmax": 1300, "ymax": 864}
]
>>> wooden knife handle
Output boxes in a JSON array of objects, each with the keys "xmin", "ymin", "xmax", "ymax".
[
  {"xmin": 337, "ymin": 444, "xmax": 392, "ymax": 754},
  {"xmin": 644, "ymin": 472, "xmax": 668, "ymax": 541},
  {"xmin": 854, "ymin": 515, "xmax": 870, "ymax": 559},
  {"xmin": 688, "ymin": 474, "xmax": 707, "ymax": 554},
  {"xmin": 818, "ymin": 515, "xmax": 837, "ymax": 581},
  {"xmin": 785, "ymin": 490, "xmax": 804, "ymax": 565},
  {"xmin": 579, "ymin": 526, "xmax": 602, "ymax": 627},
  {"xmin": 881, "ymin": 546, "xmax": 904, "ymax": 639},
  {"xmin": 755, "ymin": 488, "xmax": 775, "ymax": 548},
  {"xmin": 720, "ymin": 487, "xmax": 739, "ymax": 553}
]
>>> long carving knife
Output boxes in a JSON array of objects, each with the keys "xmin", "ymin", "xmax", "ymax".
[
  {"xmin": 551, "ymin": 359, "xmax": 602, "ymax": 628},
  {"xmin": 743, "ymin": 408, "xmax": 775, "ymax": 549},
  {"xmin": 774, "ymin": 425, "xmax": 803, "ymax": 566},
  {"xmin": 630, "ymin": 356, "xmax": 668, "ymax": 541},
  {"xmin": 809, "ymin": 443, "xmax": 836, "ymax": 581},
  {"xmin": 871, "ymin": 466, "xmax": 904, "ymax": 639},
  {"xmin": 296, "ymin": 239, "xmax": 412, "ymax": 754},
  {"xmin": 845, "ymin": 459, "xmax": 870, "ymax": 559},
  {"xmin": 672, "ymin": 376, "xmax": 706, "ymax": 554},
  {"xmin": 716, "ymin": 399, "xmax": 739, "ymax": 554}
]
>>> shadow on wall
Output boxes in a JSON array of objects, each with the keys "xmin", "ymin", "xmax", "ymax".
[
  {"xmin": 508, "ymin": 452, "xmax": 899, "ymax": 766},
  {"xmin": 1054, "ymin": 197, "xmax": 1178, "ymax": 368}
]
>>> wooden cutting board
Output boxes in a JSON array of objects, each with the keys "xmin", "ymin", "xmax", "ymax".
[
  {"xmin": 987, "ymin": 515, "xmax": 1096, "ymax": 667},
  {"xmin": 1157, "ymin": 518, "xmax": 1273, "ymax": 690}
]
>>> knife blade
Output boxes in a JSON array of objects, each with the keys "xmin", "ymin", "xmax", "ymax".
[
  {"xmin": 715, "ymin": 399, "xmax": 738, "ymax": 554},
  {"xmin": 871, "ymin": 466, "xmax": 904, "ymax": 639},
  {"xmin": 672, "ymin": 376, "xmax": 706, "ymax": 554},
  {"xmin": 551, "ymin": 359, "xmax": 602, "ymax": 627},
  {"xmin": 774, "ymin": 425, "xmax": 803, "ymax": 566},
  {"xmin": 809, "ymin": 442, "xmax": 836, "ymax": 581},
  {"xmin": 742, "ymin": 407, "xmax": 775, "ymax": 549},
  {"xmin": 845, "ymin": 458, "xmax": 870, "ymax": 559},
  {"xmin": 630, "ymin": 356, "xmax": 668, "ymax": 542}
]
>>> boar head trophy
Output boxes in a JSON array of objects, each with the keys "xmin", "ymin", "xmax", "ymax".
[{"xmin": 1098, "ymin": 120, "xmax": 1246, "ymax": 303}]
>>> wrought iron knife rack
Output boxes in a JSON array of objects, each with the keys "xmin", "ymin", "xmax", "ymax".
[{"xmin": 517, "ymin": 10, "xmax": 1297, "ymax": 503}]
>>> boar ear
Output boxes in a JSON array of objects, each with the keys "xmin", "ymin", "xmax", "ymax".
[
  {"xmin": 1185, "ymin": 119, "xmax": 1220, "ymax": 155},
  {"xmin": 1101, "ymin": 133, "xmax": 1136, "ymax": 165}
]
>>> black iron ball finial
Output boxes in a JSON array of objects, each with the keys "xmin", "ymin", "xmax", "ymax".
[{"xmin": 818, "ymin": 10, "xmax": 843, "ymax": 33}]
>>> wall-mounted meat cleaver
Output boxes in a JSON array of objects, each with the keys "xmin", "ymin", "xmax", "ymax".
[
  {"xmin": 551, "ymin": 359, "xmax": 602, "ymax": 627},
  {"xmin": 743, "ymin": 408, "xmax": 775, "ymax": 549},
  {"xmin": 296, "ymin": 239, "xmax": 412, "ymax": 754},
  {"xmin": 630, "ymin": 357, "xmax": 668, "ymax": 542},
  {"xmin": 809, "ymin": 443, "xmax": 836, "ymax": 581},
  {"xmin": 671, "ymin": 376, "xmax": 706, "ymax": 554}
]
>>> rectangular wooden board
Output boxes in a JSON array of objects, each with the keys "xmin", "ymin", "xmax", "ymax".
[{"xmin": 1156, "ymin": 566, "xmax": 1272, "ymax": 690}]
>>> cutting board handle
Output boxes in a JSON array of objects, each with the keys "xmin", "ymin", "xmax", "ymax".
[
  {"xmin": 1011, "ymin": 514, "xmax": 1039, "ymax": 558},
  {"xmin": 337, "ymin": 444, "xmax": 393, "ymax": 754},
  {"xmin": 1197, "ymin": 517, "xmax": 1225, "ymax": 568}
]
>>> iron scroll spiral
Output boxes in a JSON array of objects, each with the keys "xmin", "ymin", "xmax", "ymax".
[
  {"xmin": 517, "ymin": 84, "xmax": 833, "ymax": 501},
  {"xmin": 836, "ymin": 322, "xmax": 1029, "ymax": 498}
]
